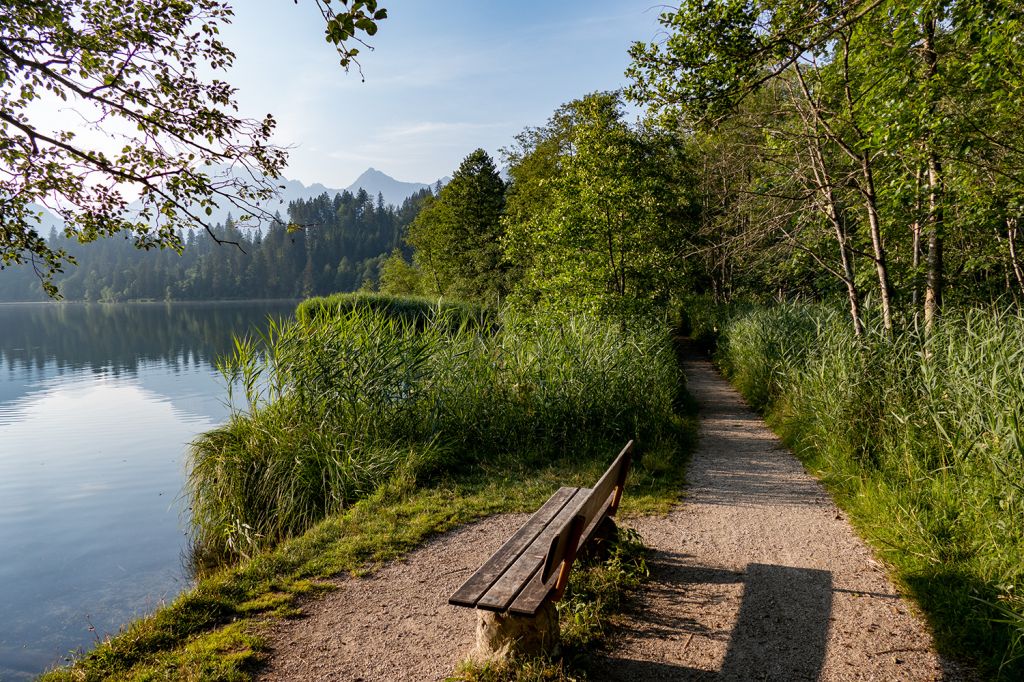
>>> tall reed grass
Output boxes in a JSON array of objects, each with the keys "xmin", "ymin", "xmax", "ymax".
[
  {"xmin": 717, "ymin": 303, "xmax": 1024, "ymax": 678},
  {"xmin": 187, "ymin": 306, "xmax": 681, "ymax": 564},
  {"xmin": 295, "ymin": 291, "xmax": 491, "ymax": 329}
]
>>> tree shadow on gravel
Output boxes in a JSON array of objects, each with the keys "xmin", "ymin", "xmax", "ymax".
[{"xmin": 594, "ymin": 554, "xmax": 834, "ymax": 681}]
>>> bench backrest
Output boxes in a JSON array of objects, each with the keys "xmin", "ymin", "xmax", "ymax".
[
  {"xmin": 447, "ymin": 440, "xmax": 635, "ymax": 616},
  {"xmin": 541, "ymin": 440, "xmax": 633, "ymax": 598}
]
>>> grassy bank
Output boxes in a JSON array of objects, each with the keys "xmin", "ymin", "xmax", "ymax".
[
  {"xmin": 709, "ymin": 302, "xmax": 1024, "ymax": 678},
  {"xmin": 295, "ymin": 291, "xmax": 491, "ymax": 329},
  {"xmin": 44, "ymin": 302, "xmax": 694, "ymax": 680}
]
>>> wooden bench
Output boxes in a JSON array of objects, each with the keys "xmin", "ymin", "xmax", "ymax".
[{"xmin": 449, "ymin": 440, "xmax": 634, "ymax": 659}]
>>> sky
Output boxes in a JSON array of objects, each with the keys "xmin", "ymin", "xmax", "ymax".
[{"xmin": 218, "ymin": 1, "xmax": 668, "ymax": 188}]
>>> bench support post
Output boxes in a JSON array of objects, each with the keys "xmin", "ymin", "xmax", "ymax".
[{"xmin": 473, "ymin": 601, "xmax": 559, "ymax": 661}]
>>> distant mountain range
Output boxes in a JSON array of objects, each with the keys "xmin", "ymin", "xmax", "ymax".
[
  {"xmin": 213, "ymin": 167, "xmax": 448, "ymax": 226},
  {"xmin": 27, "ymin": 167, "xmax": 448, "ymax": 233},
  {"xmin": 275, "ymin": 167, "xmax": 449, "ymax": 213}
]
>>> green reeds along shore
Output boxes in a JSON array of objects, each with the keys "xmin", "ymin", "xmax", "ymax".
[
  {"xmin": 707, "ymin": 301, "xmax": 1024, "ymax": 679},
  {"xmin": 190, "ymin": 301, "xmax": 684, "ymax": 563},
  {"xmin": 295, "ymin": 291, "xmax": 492, "ymax": 329},
  {"xmin": 44, "ymin": 299, "xmax": 692, "ymax": 681}
]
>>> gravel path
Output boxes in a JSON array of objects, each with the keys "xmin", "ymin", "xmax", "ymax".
[
  {"xmin": 258, "ymin": 514, "xmax": 528, "ymax": 681},
  {"xmin": 258, "ymin": 354, "xmax": 970, "ymax": 681},
  {"xmin": 596, "ymin": 354, "xmax": 970, "ymax": 680}
]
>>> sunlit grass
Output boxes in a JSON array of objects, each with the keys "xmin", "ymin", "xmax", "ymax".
[{"xmin": 295, "ymin": 291, "xmax": 490, "ymax": 328}]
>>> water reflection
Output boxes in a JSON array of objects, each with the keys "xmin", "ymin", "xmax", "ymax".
[
  {"xmin": 1, "ymin": 300, "xmax": 288, "ymax": 369},
  {"xmin": 0, "ymin": 301, "xmax": 294, "ymax": 680}
]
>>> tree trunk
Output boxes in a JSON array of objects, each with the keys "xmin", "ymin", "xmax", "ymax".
[
  {"xmin": 1007, "ymin": 217, "xmax": 1024, "ymax": 298},
  {"xmin": 861, "ymin": 153, "xmax": 895, "ymax": 332},
  {"xmin": 809, "ymin": 139, "xmax": 863, "ymax": 336},
  {"xmin": 911, "ymin": 166, "xmax": 923, "ymax": 307},
  {"xmin": 833, "ymin": 205, "xmax": 864, "ymax": 337},
  {"xmin": 922, "ymin": 14, "xmax": 944, "ymax": 333},
  {"xmin": 791, "ymin": 58, "xmax": 891, "ymax": 332},
  {"xmin": 924, "ymin": 152, "xmax": 944, "ymax": 332}
]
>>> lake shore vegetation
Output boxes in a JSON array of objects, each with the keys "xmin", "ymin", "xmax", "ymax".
[
  {"xmin": 188, "ymin": 302, "xmax": 683, "ymax": 564},
  {"xmin": 42, "ymin": 296, "xmax": 695, "ymax": 680}
]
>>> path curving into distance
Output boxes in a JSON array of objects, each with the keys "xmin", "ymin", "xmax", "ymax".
[
  {"xmin": 597, "ymin": 353, "xmax": 972, "ymax": 681},
  {"xmin": 258, "ymin": 352, "xmax": 973, "ymax": 681}
]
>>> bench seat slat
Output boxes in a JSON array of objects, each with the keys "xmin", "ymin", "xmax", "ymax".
[
  {"xmin": 447, "ymin": 441, "xmax": 635, "ymax": 618},
  {"xmin": 448, "ymin": 486, "xmax": 580, "ymax": 609},
  {"xmin": 508, "ymin": 496, "xmax": 614, "ymax": 615},
  {"xmin": 474, "ymin": 487, "xmax": 592, "ymax": 612}
]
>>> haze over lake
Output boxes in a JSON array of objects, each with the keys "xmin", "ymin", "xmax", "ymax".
[{"xmin": 0, "ymin": 301, "xmax": 295, "ymax": 680}]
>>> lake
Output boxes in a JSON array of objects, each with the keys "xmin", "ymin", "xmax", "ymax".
[{"xmin": 0, "ymin": 301, "xmax": 296, "ymax": 680}]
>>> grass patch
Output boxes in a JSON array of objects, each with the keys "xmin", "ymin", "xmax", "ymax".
[
  {"xmin": 295, "ymin": 291, "xmax": 491, "ymax": 329},
  {"xmin": 715, "ymin": 303, "xmax": 1024, "ymax": 679}
]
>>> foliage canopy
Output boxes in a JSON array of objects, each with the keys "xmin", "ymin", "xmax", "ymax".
[
  {"xmin": 406, "ymin": 148, "xmax": 508, "ymax": 303},
  {"xmin": 503, "ymin": 91, "xmax": 694, "ymax": 317},
  {"xmin": 0, "ymin": 0, "xmax": 386, "ymax": 296}
]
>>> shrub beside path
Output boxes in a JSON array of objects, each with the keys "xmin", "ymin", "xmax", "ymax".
[
  {"xmin": 596, "ymin": 354, "xmax": 971, "ymax": 680},
  {"xmin": 258, "ymin": 353, "xmax": 972, "ymax": 681}
]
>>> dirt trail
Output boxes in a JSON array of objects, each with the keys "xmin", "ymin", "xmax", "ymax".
[
  {"xmin": 259, "ymin": 514, "xmax": 527, "ymax": 681},
  {"xmin": 258, "ymin": 355, "xmax": 969, "ymax": 681},
  {"xmin": 594, "ymin": 355, "xmax": 969, "ymax": 681}
]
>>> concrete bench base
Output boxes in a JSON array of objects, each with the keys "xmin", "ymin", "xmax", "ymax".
[{"xmin": 473, "ymin": 600, "xmax": 559, "ymax": 661}]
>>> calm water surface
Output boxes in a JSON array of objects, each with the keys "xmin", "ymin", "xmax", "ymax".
[{"xmin": 0, "ymin": 301, "xmax": 295, "ymax": 680}]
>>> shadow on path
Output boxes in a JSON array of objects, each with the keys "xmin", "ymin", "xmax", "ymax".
[
  {"xmin": 596, "ymin": 552, "xmax": 833, "ymax": 681},
  {"xmin": 719, "ymin": 563, "xmax": 832, "ymax": 680}
]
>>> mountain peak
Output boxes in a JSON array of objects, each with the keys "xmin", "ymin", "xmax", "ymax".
[
  {"xmin": 351, "ymin": 167, "xmax": 394, "ymax": 183},
  {"xmin": 345, "ymin": 168, "xmax": 431, "ymax": 207}
]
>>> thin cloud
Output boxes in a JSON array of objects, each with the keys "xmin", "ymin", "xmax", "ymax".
[{"xmin": 378, "ymin": 121, "xmax": 509, "ymax": 141}]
